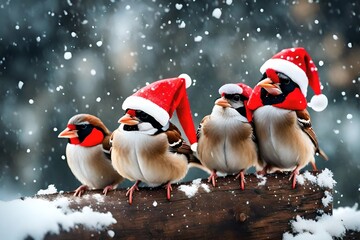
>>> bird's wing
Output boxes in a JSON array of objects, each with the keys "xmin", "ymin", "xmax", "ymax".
[
  {"xmin": 296, "ymin": 109, "xmax": 328, "ymax": 161},
  {"xmin": 102, "ymin": 133, "xmax": 112, "ymax": 160},
  {"xmin": 165, "ymin": 122, "xmax": 204, "ymax": 168},
  {"xmin": 196, "ymin": 115, "xmax": 210, "ymax": 140},
  {"xmin": 166, "ymin": 123, "xmax": 185, "ymax": 150}
]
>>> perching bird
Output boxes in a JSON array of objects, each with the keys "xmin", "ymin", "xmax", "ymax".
[
  {"xmin": 196, "ymin": 83, "xmax": 260, "ymax": 189},
  {"xmin": 111, "ymin": 75, "xmax": 201, "ymax": 204},
  {"xmin": 58, "ymin": 114, "xmax": 123, "ymax": 196},
  {"xmin": 247, "ymin": 47, "xmax": 329, "ymax": 188}
]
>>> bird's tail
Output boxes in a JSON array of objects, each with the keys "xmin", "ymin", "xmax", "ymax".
[
  {"xmin": 187, "ymin": 153, "xmax": 212, "ymax": 174},
  {"xmin": 317, "ymin": 148, "xmax": 329, "ymax": 161}
]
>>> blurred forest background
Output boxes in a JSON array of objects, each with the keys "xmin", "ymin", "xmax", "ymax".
[{"xmin": 0, "ymin": 0, "xmax": 359, "ymax": 207}]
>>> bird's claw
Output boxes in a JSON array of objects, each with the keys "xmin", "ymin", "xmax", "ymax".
[
  {"xmin": 102, "ymin": 185, "xmax": 114, "ymax": 195},
  {"xmin": 235, "ymin": 171, "xmax": 245, "ymax": 190},
  {"xmin": 208, "ymin": 170, "xmax": 218, "ymax": 187},
  {"xmin": 126, "ymin": 181, "xmax": 140, "ymax": 205},
  {"xmin": 289, "ymin": 167, "xmax": 300, "ymax": 189},
  {"xmin": 74, "ymin": 185, "xmax": 88, "ymax": 197},
  {"xmin": 165, "ymin": 182, "xmax": 173, "ymax": 200}
]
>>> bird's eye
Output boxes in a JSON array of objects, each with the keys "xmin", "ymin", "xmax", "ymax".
[
  {"xmin": 278, "ymin": 72, "xmax": 291, "ymax": 85},
  {"xmin": 81, "ymin": 124, "xmax": 88, "ymax": 129},
  {"xmin": 137, "ymin": 110, "xmax": 148, "ymax": 119},
  {"xmin": 232, "ymin": 94, "xmax": 241, "ymax": 101}
]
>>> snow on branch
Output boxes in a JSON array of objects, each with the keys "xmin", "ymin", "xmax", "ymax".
[{"xmin": 1, "ymin": 170, "xmax": 359, "ymax": 240}]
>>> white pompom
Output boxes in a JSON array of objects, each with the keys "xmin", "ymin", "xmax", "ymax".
[
  {"xmin": 179, "ymin": 73, "xmax": 192, "ymax": 88},
  {"xmin": 308, "ymin": 94, "xmax": 328, "ymax": 112}
]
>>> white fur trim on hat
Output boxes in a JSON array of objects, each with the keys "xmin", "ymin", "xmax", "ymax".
[
  {"xmin": 260, "ymin": 58, "xmax": 308, "ymax": 97},
  {"xmin": 308, "ymin": 94, "xmax": 328, "ymax": 112},
  {"xmin": 122, "ymin": 95, "xmax": 170, "ymax": 126},
  {"xmin": 179, "ymin": 73, "xmax": 192, "ymax": 88},
  {"xmin": 218, "ymin": 83, "xmax": 243, "ymax": 95},
  {"xmin": 190, "ymin": 142, "xmax": 198, "ymax": 153}
]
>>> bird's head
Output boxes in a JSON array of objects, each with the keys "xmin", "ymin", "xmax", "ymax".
[
  {"xmin": 58, "ymin": 114, "xmax": 109, "ymax": 147},
  {"xmin": 215, "ymin": 83, "xmax": 253, "ymax": 121},
  {"xmin": 119, "ymin": 109, "xmax": 165, "ymax": 135},
  {"xmin": 258, "ymin": 68, "xmax": 300, "ymax": 102},
  {"xmin": 248, "ymin": 68, "xmax": 307, "ymax": 111},
  {"xmin": 215, "ymin": 93, "xmax": 246, "ymax": 112}
]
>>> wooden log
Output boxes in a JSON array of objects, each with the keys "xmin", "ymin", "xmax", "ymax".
[{"xmin": 35, "ymin": 171, "xmax": 342, "ymax": 239}]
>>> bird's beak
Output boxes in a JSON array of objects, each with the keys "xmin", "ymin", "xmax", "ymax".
[
  {"xmin": 257, "ymin": 78, "xmax": 283, "ymax": 95},
  {"xmin": 215, "ymin": 97, "xmax": 231, "ymax": 108},
  {"xmin": 118, "ymin": 114, "xmax": 139, "ymax": 125},
  {"xmin": 58, "ymin": 127, "xmax": 78, "ymax": 138}
]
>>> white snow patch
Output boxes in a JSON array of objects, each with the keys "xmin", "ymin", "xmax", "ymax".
[
  {"xmin": 178, "ymin": 178, "xmax": 211, "ymax": 198},
  {"xmin": 92, "ymin": 193, "xmax": 105, "ymax": 203},
  {"xmin": 64, "ymin": 51, "xmax": 72, "ymax": 60},
  {"xmin": 178, "ymin": 21, "xmax": 186, "ymax": 28},
  {"xmin": 283, "ymin": 204, "xmax": 360, "ymax": 240},
  {"xmin": 256, "ymin": 174, "xmax": 267, "ymax": 186},
  {"xmin": 194, "ymin": 36, "xmax": 202, "ymax": 42},
  {"xmin": 37, "ymin": 184, "xmax": 58, "ymax": 195},
  {"xmin": 96, "ymin": 41, "xmax": 103, "ymax": 47},
  {"xmin": 296, "ymin": 168, "xmax": 336, "ymax": 189},
  {"xmin": 322, "ymin": 190, "xmax": 333, "ymax": 208},
  {"xmin": 179, "ymin": 184, "xmax": 198, "ymax": 198},
  {"xmin": 226, "ymin": 0, "xmax": 233, "ymax": 5},
  {"xmin": 316, "ymin": 169, "xmax": 336, "ymax": 189},
  {"xmin": 0, "ymin": 197, "xmax": 116, "ymax": 240},
  {"xmin": 212, "ymin": 8, "xmax": 222, "ymax": 19},
  {"xmin": 201, "ymin": 183, "xmax": 210, "ymax": 193},
  {"xmin": 153, "ymin": 201, "xmax": 158, "ymax": 207},
  {"xmin": 175, "ymin": 3, "xmax": 183, "ymax": 10},
  {"xmin": 296, "ymin": 174, "xmax": 305, "ymax": 185},
  {"xmin": 107, "ymin": 230, "xmax": 115, "ymax": 238},
  {"xmin": 18, "ymin": 81, "xmax": 24, "ymax": 89}
]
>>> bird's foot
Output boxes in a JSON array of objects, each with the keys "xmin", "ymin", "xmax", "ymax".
[
  {"xmin": 165, "ymin": 182, "xmax": 173, "ymax": 200},
  {"xmin": 207, "ymin": 170, "xmax": 218, "ymax": 187},
  {"xmin": 311, "ymin": 161, "xmax": 319, "ymax": 173},
  {"xmin": 235, "ymin": 170, "xmax": 245, "ymax": 190},
  {"xmin": 74, "ymin": 185, "xmax": 88, "ymax": 197},
  {"xmin": 257, "ymin": 164, "xmax": 270, "ymax": 176},
  {"xmin": 126, "ymin": 180, "xmax": 140, "ymax": 205},
  {"xmin": 102, "ymin": 185, "xmax": 114, "ymax": 195},
  {"xmin": 289, "ymin": 167, "xmax": 300, "ymax": 189}
]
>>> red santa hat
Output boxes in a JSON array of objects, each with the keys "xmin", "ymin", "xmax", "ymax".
[
  {"xmin": 260, "ymin": 47, "xmax": 328, "ymax": 112},
  {"xmin": 122, "ymin": 74, "xmax": 197, "ymax": 145},
  {"xmin": 218, "ymin": 83, "xmax": 252, "ymax": 98},
  {"xmin": 218, "ymin": 83, "xmax": 253, "ymax": 121}
]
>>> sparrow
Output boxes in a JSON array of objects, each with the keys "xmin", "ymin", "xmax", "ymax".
[
  {"xmin": 111, "ymin": 109, "xmax": 202, "ymax": 204},
  {"xmin": 58, "ymin": 114, "xmax": 124, "ymax": 196},
  {"xmin": 196, "ymin": 83, "xmax": 260, "ymax": 189},
  {"xmin": 248, "ymin": 68, "xmax": 328, "ymax": 188}
]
